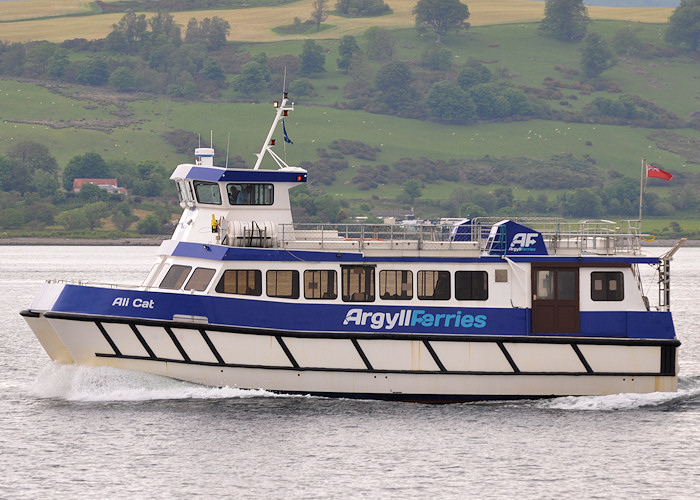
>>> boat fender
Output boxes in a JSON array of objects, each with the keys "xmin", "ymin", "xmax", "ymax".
[{"xmin": 211, "ymin": 214, "xmax": 218, "ymax": 233}]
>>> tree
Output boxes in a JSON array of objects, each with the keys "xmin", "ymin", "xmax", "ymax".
[
  {"xmin": 185, "ymin": 17, "xmax": 231, "ymax": 50},
  {"xmin": 426, "ymin": 81, "xmax": 476, "ymax": 123},
  {"xmin": 310, "ymin": 0, "xmax": 329, "ymax": 31},
  {"xmin": 203, "ymin": 57, "xmax": 226, "ymax": 86},
  {"xmin": 580, "ymin": 33, "xmax": 615, "ymax": 78},
  {"xmin": 539, "ymin": 0, "xmax": 590, "ymax": 42},
  {"xmin": 421, "ymin": 46, "xmax": 453, "ymax": 70},
  {"xmin": 106, "ymin": 10, "xmax": 148, "ymax": 54},
  {"xmin": 335, "ymin": 0, "xmax": 392, "ymax": 17},
  {"xmin": 137, "ymin": 213, "xmax": 162, "ymax": 234},
  {"xmin": 6, "ymin": 141, "xmax": 58, "ymax": 175},
  {"xmin": 299, "ymin": 40, "xmax": 326, "ymax": 76},
  {"xmin": 665, "ymin": 0, "xmax": 700, "ymax": 51},
  {"xmin": 77, "ymin": 57, "xmax": 110, "ymax": 86},
  {"xmin": 375, "ymin": 61, "xmax": 417, "ymax": 108},
  {"xmin": 337, "ymin": 35, "xmax": 361, "ymax": 72},
  {"xmin": 62, "ymin": 152, "xmax": 109, "ymax": 191},
  {"xmin": 399, "ymin": 179, "xmax": 422, "ymax": 205},
  {"xmin": 457, "ymin": 62, "xmax": 492, "ymax": 90},
  {"xmin": 109, "ymin": 66, "xmax": 136, "ymax": 92},
  {"xmin": 413, "ymin": 0, "xmax": 470, "ymax": 44},
  {"xmin": 364, "ymin": 26, "xmax": 394, "ymax": 61},
  {"xmin": 232, "ymin": 62, "xmax": 269, "ymax": 95}
]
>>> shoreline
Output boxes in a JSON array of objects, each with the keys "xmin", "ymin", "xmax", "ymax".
[
  {"xmin": 0, "ymin": 237, "xmax": 696, "ymax": 246},
  {"xmin": 0, "ymin": 237, "xmax": 166, "ymax": 246}
]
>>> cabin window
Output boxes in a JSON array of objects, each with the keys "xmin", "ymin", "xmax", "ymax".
[
  {"xmin": 591, "ymin": 272, "xmax": 624, "ymax": 301},
  {"xmin": 159, "ymin": 265, "xmax": 192, "ymax": 289},
  {"xmin": 417, "ymin": 270, "xmax": 451, "ymax": 300},
  {"xmin": 227, "ymin": 183, "xmax": 274, "ymax": 206},
  {"xmin": 304, "ymin": 270, "xmax": 337, "ymax": 300},
  {"xmin": 184, "ymin": 267, "xmax": 216, "ymax": 291},
  {"xmin": 193, "ymin": 181, "xmax": 222, "ymax": 205},
  {"xmin": 267, "ymin": 270, "xmax": 299, "ymax": 299},
  {"xmin": 342, "ymin": 266, "xmax": 375, "ymax": 302},
  {"xmin": 176, "ymin": 181, "xmax": 189, "ymax": 204},
  {"xmin": 379, "ymin": 270, "xmax": 413, "ymax": 300},
  {"xmin": 215, "ymin": 270, "xmax": 262, "ymax": 296},
  {"xmin": 455, "ymin": 271, "xmax": 488, "ymax": 300}
]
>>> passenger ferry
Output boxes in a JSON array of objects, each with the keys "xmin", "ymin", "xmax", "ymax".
[{"xmin": 21, "ymin": 94, "xmax": 684, "ymax": 402}]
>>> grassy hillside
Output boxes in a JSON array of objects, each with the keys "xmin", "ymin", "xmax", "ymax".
[{"xmin": 0, "ymin": 1, "xmax": 698, "ymax": 238}]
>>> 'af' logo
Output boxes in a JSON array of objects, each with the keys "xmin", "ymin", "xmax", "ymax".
[{"xmin": 509, "ymin": 232, "xmax": 539, "ymax": 251}]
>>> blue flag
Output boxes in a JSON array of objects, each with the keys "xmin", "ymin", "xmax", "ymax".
[{"xmin": 283, "ymin": 119, "xmax": 293, "ymax": 144}]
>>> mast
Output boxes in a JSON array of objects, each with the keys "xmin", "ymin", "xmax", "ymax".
[{"xmin": 253, "ymin": 93, "xmax": 294, "ymax": 170}]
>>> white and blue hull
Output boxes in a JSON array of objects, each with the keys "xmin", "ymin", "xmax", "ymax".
[{"xmin": 22, "ymin": 282, "xmax": 678, "ymax": 402}]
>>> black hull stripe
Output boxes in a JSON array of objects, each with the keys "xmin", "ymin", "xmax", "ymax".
[
  {"xmin": 571, "ymin": 343, "xmax": 594, "ymax": 373},
  {"xmin": 423, "ymin": 340, "xmax": 447, "ymax": 372},
  {"xmin": 96, "ymin": 321, "xmax": 121, "ymax": 357},
  {"xmin": 199, "ymin": 329, "xmax": 225, "ymax": 365},
  {"xmin": 130, "ymin": 324, "xmax": 156, "ymax": 359},
  {"xmin": 498, "ymin": 341, "xmax": 520, "ymax": 373},
  {"xmin": 165, "ymin": 326, "xmax": 191, "ymax": 362},
  {"xmin": 275, "ymin": 336, "xmax": 299, "ymax": 368},
  {"xmin": 352, "ymin": 338, "xmax": 373, "ymax": 370}
]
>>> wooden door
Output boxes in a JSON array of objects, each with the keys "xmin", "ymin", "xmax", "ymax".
[{"xmin": 531, "ymin": 266, "xmax": 580, "ymax": 334}]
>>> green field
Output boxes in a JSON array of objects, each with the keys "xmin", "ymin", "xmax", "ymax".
[{"xmin": 0, "ymin": 2, "xmax": 698, "ymax": 236}]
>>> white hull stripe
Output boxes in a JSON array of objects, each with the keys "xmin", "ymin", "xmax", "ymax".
[{"xmin": 44, "ymin": 312, "xmax": 677, "ymax": 377}]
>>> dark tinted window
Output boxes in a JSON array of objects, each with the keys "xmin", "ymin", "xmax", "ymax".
[
  {"xmin": 591, "ymin": 272, "xmax": 624, "ymax": 301},
  {"xmin": 342, "ymin": 266, "xmax": 375, "ymax": 302},
  {"xmin": 418, "ymin": 270, "xmax": 451, "ymax": 300},
  {"xmin": 379, "ymin": 270, "xmax": 413, "ymax": 300},
  {"xmin": 159, "ymin": 265, "xmax": 192, "ymax": 289},
  {"xmin": 455, "ymin": 271, "xmax": 488, "ymax": 300}
]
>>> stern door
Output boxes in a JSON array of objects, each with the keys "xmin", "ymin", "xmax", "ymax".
[{"xmin": 531, "ymin": 265, "xmax": 580, "ymax": 334}]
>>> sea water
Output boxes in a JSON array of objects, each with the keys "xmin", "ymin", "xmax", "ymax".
[{"xmin": 1, "ymin": 245, "xmax": 699, "ymax": 499}]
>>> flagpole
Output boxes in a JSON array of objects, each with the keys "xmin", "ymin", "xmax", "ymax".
[{"xmin": 638, "ymin": 158, "xmax": 646, "ymax": 221}]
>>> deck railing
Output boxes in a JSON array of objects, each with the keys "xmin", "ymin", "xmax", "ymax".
[{"xmin": 277, "ymin": 218, "xmax": 645, "ymax": 255}]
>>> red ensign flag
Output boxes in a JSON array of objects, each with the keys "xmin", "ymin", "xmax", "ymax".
[{"xmin": 647, "ymin": 165, "xmax": 673, "ymax": 181}]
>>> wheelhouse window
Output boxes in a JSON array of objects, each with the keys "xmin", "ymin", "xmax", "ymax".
[
  {"xmin": 591, "ymin": 272, "xmax": 624, "ymax": 301},
  {"xmin": 342, "ymin": 266, "xmax": 375, "ymax": 302},
  {"xmin": 227, "ymin": 183, "xmax": 273, "ymax": 206},
  {"xmin": 267, "ymin": 270, "xmax": 299, "ymax": 299},
  {"xmin": 455, "ymin": 271, "xmax": 488, "ymax": 300},
  {"xmin": 184, "ymin": 267, "xmax": 216, "ymax": 291},
  {"xmin": 215, "ymin": 270, "xmax": 262, "ymax": 296},
  {"xmin": 379, "ymin": 270, "xmax": 413, "ymax": 300},
  {"xmin": 193, "ymin": 181, "xmax": 222, "ymax": 205},
  {"xmin": 159, "ymin": 265, "xmax": 191, "ymax": 289},
  {"xmin": 417, "ymin": 270, "xmax": 451, "ymax": 300},
  {"xmin": 304, "ymin": 270, "xmax": 337, "ymax": 300}
]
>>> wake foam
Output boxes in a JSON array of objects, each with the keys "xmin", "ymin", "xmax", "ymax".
[
  {"xmin": 31, "ymin": 362, "xmax": 280, "ymax": 402},
  {"xmin": 537, "ymin": 376, "xmax": 700, "ymax": 411}
]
